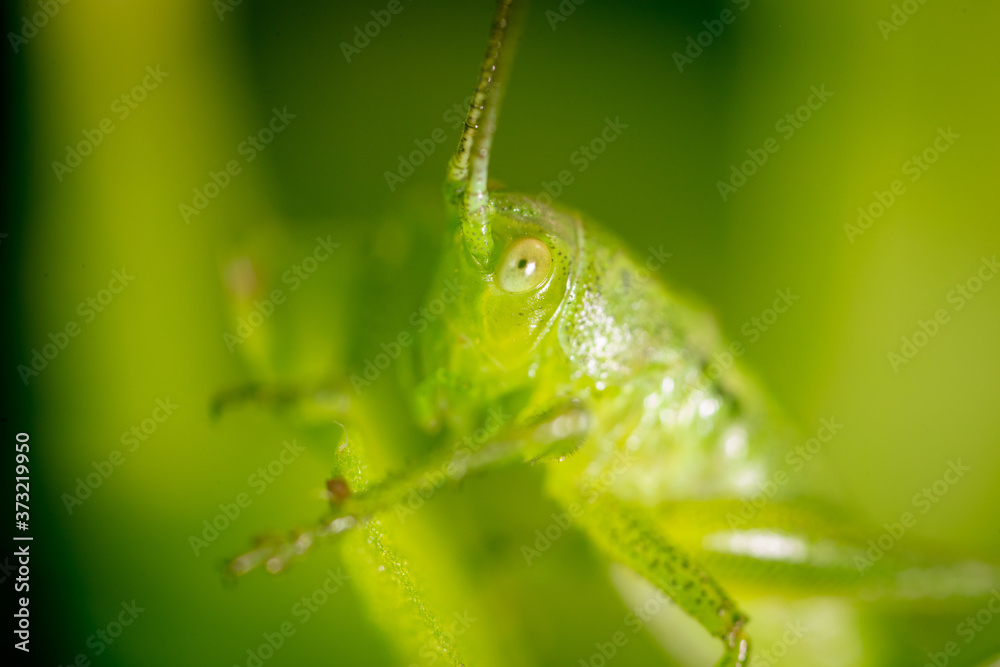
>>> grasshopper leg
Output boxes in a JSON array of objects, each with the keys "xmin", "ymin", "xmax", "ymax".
[
  {"xmin": 574, "ymin": 493, "xmax": 752, "ymax": 667},
  {"xmin": 226, "ymin": 403, "xmax": 590, "ymax": 578},
  {"xmin": 223, "ymin": 432, "xmax": 532, "ymax": 579}
]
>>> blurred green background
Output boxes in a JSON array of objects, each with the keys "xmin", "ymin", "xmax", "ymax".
[{"xmin": 5, "ymin": 0, "xmax": 1000, "ymax": 665}]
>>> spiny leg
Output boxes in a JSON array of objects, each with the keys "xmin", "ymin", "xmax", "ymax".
[
  {"xmin": 213, "ymin": 378, "xmax": 356, "ymax": 578},
  {"xmin": 576, "ymin": 494, "xmax": 751, "ymax": 667},
  {"xmin": 223, "ymin": 437, "xmax": 514, "ymax": 578},
  {"xmin": 226, "ymin": 402, "xmax": 590, "ymax": 578}
]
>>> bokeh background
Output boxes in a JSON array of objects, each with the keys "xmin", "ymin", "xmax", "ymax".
[{"xmin": 5, "ymin": 0, "xmax": 1000, "ymax": 665}]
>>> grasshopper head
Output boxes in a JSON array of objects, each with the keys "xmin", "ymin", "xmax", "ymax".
[
  {"xmin": 411, "ymin": 0, "xmax": 582, "ymax": 429},
  {"xmin": 414, "ymin": 192, "xmax": 579, "ymax": 429}
]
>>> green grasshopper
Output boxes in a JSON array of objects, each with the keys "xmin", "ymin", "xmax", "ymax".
[{"xmin": 224, "ymin": 2, "xmax": 1000, "ymax": 665}]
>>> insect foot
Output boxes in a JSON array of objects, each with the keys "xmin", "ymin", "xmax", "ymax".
[
  {"xmin": 717, "ymin": 621, "xmax": 750, "ymax": 667},
  {"xmin": 226, "ymin": 513, "xmax": 359, "ymax": 579}
]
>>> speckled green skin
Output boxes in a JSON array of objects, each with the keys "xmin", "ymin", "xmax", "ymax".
[
  {"xmin": 225, "ymin": 188, "xmax": 1000, "ymax": 666},
  {"xmin": 406, "ymin": 190, "xmax": 1000, "ymax": 666},
  {"xmin": 417, "ymin": 190, "xmax": 795, "ymax": 505},
  {"xmin": 414, "ymin": 190, "xmax": 788, "ymax": 663}
]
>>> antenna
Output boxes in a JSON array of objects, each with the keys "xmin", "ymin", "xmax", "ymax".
[{"xmin": 445, "ymin": 0, "xmax": 522, "ymax": 270}]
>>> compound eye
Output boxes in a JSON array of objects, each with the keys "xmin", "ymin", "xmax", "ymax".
[{"xmin": 496, "ymin": 237, "xmax": 552, "ymax": 293}]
